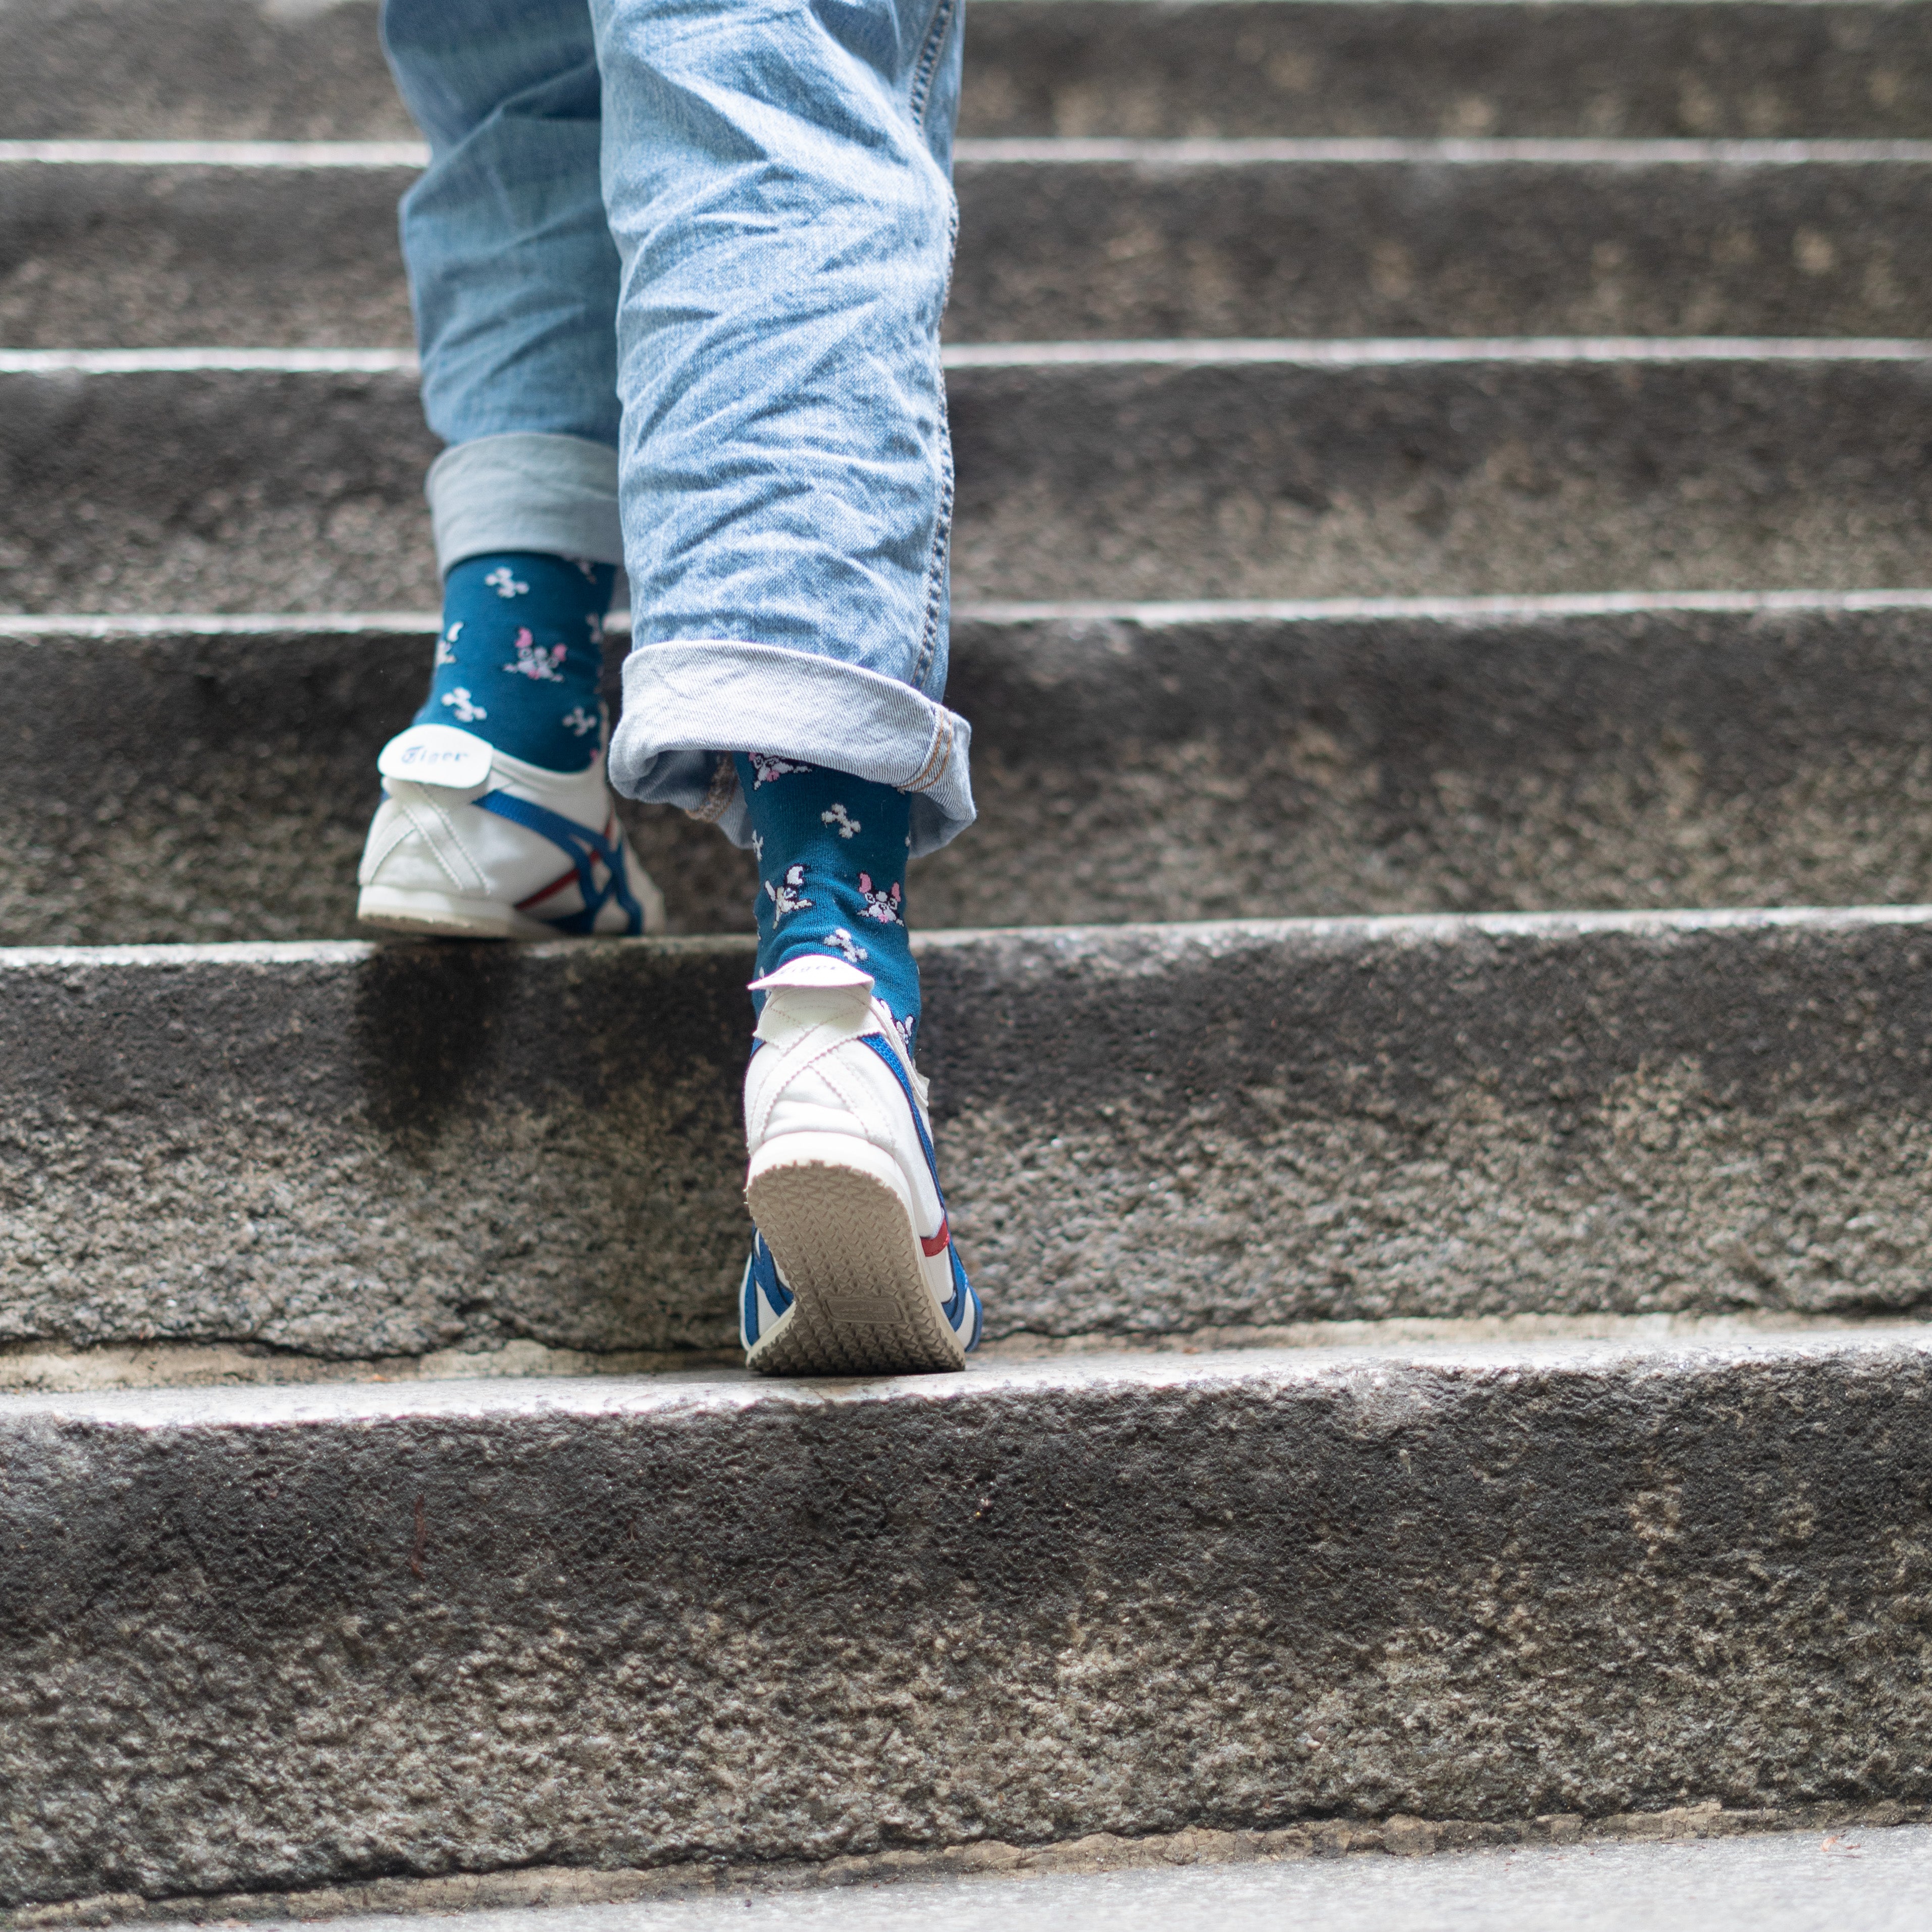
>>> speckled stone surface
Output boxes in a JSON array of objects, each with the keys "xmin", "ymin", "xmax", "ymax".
[
  {"xmin": 13, "ymin": 353, "xmax": 1932, "ymax": 613},
  {"xmin": 16, "ymin": 598, "xmax": 1932, "ymax": 947},
  {"xmin": 5, "ymin": 909, "xmax": 1932, "ymax": 1362},
  {"xmin": 3, "ymin": 1336, "xmax": 1931, "ymax": 1905},
  {"xmin": 12, "ymin": 152, "xmax": 1932, "ymax": 350},
  {"xmin": 11, "ymin": 1, "xmax": 1932, "ymax": 143}
]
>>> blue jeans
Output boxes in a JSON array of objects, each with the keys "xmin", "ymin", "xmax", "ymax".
[{"xmin": 381, "ymin": 0, "xmax": 973, "ymax": 855}]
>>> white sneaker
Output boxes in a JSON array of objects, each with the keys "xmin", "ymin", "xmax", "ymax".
[
  {"xmin": 357, "ymin": 722, "xmax": 663, "ymax": 938},
  {"xmin": 740, "ymin": 953, "xmax": 981, "ymax": 1376}
]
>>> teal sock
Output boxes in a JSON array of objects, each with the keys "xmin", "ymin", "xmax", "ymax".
[
  {"xmin": 416, "ymin": 551, "xmax": 614, "ymax": 771},
  {"xmin": 735, "ymin": 753, "xmax": 921, "ymax": 1057}
]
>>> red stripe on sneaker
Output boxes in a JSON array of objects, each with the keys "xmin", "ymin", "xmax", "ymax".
[
  {"xmin": 921, "ymin": 1218, "xmax": 950, "ymax": 1258},
  {"xmin": 515, "ymin": 863, "xmax": 578, "ymax": 911}
]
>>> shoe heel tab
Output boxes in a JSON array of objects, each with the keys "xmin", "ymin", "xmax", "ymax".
[
  {"xmin": 378, "ymin": 723, "xmax": 494, "ymax": 791},
  {"xmin": 750, "ymin": 955, "xmax": 877, "ymax": 996}
]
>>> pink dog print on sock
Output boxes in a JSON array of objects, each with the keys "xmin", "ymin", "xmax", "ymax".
[
  {"xmin": 504, "ymin": 629, "xmax": 567, "ymax": 682},
  {"xmin": 857, "ymin": 873, "xmax": 903, "ymax": 924},
  {"xmin": 749, "ymin": 752, "xmax": 811, "ymax": 787}
]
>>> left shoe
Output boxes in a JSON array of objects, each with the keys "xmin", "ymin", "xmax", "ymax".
[
  {"xmin": 357, "ymin": 722, "xmax": 663, "ymax": 938},
  {"xmin": 739, "ymin": 954, "xmax": 981, "ymax": 1375}
]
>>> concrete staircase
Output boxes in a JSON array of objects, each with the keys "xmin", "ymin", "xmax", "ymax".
[{"xmin": 5, "ymin": 0, "xmax": 1932, "ymax": 1909}]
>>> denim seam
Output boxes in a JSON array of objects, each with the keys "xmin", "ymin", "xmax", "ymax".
[
  {"xmin": 686, "ymin": 751, "xmax": 741, "ymax": 824},
  {"xmin": 912, "ymin": 406, "xmax": 954, "ymax": 695},
  {"xmin": 908, "ymin": 0, "xmax": 960, "ymax": 131},
  {"xmin": 902, "ymin": 709, "xmax": 953, "ymax": 794},
  {"xmin": 910, "ymin": 187, "xmax": 960, "ymax": 696}
]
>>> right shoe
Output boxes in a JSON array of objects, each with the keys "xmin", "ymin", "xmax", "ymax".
[
  {"xmin": 740, "ymin": 953, "xmax": 981, "ymax": 1376},
  {"xmin": 357, "ymin": 722, "xmax": 663, "ymax": 938}
]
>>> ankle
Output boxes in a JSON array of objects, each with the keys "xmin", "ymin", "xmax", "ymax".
[
  {"xmin": 416, "ymin": 550, "xmax": 614, "ymax": 772},
  {"xmin": 734, "ymin": 753, "xmax": 921, "ymax": 1056}
]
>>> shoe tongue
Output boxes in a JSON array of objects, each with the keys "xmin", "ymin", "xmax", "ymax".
[
  {"xmin": 749, "ymin": 954, "xmax": 876, "ymax": 996},
  {"xmin": 378, "ymin": 723, "xmax": 494, "ymax": 790}
]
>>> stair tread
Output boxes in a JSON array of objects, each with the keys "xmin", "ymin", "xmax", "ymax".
[
  {"xmin": 4, "ymin": 905, "xmax": 1930, "ymax": 1365},
  {"xmin": 14, "ymin": 138, "xmax": 1932, "ymax": 347},
  {"xmin": 6, "ymin": 1309, "xmax": 1930, "ymax": 1902},
  {"xmin": 11, "ymin": 352, "xmax": 1932, "ymax": 614},
  {"xmin": 7, "ymin": 1320, "xmax": 1930, "ymax": 1421},
  {"xmin": 11, "ymin": 0, "xmax": 1932, "ymax": 142}
]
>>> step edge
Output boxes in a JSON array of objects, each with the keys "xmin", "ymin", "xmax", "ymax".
[
  {"xmin": 0, "ymin": 1309, "xmax": 1914, "ymax": 1398},
  {"xmin": 1, "ymin": 901, "xmax": 1927, "ymax": 972},
  {"xmin": 5, "ymin": 1324, "xmax": 1930, "ymax": 1427},
  {"xmin": 8, "ymin": 338, "xmax": 1932, "ymax": 377},
  {"xmin": 11, "ymin": 586, "xmax": 1932, "ymax": 640},
  {"xmin": 21, "ymin": 134, "xmax": 1932, "ymax": 168}
]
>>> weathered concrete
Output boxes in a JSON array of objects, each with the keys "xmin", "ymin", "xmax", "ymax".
[
  {"xmin": 15, "ymin": 144, "xmax": 1932, "ymax": 348},
  {"xmin": 960, "ymin": 2, "xmax": 1932, "ymax": 141},
  {"xmin": 0, "ymin": 0, "xmax": 408, "ymax": 142},
  {"xmin": 932, "ymin": 595, "xmax": 1932, "ymax": 927},
  {"xmin": 11, "ymin": 2, "xmax": 1932, "ymax": 143},
  {"xmin": 0, "ymin": 615, "xmax": 757, "ymax": 945},
  {"xmin": 0, "ymin": 1312, "xmax": 1889, "ymax": 1396},
  {"xmin": 18, "ymin": 595, "xmax": 1932, "ymax": 945},
  {"xmin": 8, "ymin": 1806, "xmax": 1927, "ymax": 1931},
  {"xmin": 8, "ymin": 910, "xmax": 1932, "ymax": 1360},
  {"xmin": 4, "ymin": 1335, "xmax": 1932, "ymax": 1904},
  {"xmin": 952, "ymin": 146, "xmax": 1932, "ymax": 342},
  {"xmin": 944, "ymin": 345, "xmax": 1932, "ymax": 604},
  {"xmin": 0, "ymin": 155, "xmax": 418, "ymax": 349},
  {"xmin": 0, "ymin": 360, "xmax": 438, "ymax": 613},
  {"xmin": 13, "ymin": 349, "xmax": 1932, "ymax": 611},
  {"xmin": 0, "ymin": 937, "xmax": 755, "ymax": 1360},
  {"xmin": 142, "ymin": 1825, "xmax": 1932, "ymax": 1931}
]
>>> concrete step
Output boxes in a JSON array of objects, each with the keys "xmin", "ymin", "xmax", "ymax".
[
  {"xmin": 957, "ymin": 140, "xmax": 1932, "ymax": 342},
  {"xmin": 10, "ymin": 344, "xmax": 1932, "ymax": 613},
  {"xmin": 4, "ymin": 1329, "xmax": 1931, "ymax": 1904},
  {"xmin": 14, "ymin": 593, "xmax": 1932, "ymax": 948},
  {"xmin": 10, "ymin": 2, "xmax": 1932, "ymax": 143},
  {"xmin": 0, "ymin": 143, "xmax": 422, "ymax": 350},
  {"xmin": 4, "ymin": 906, "xmax": 1931, "ymax": 1369},
  {"xmin": 964, "ymin": 2, "xmax": 1932, "ymax": 141},
  {"xmin": 14, "ymin": 139, "xmax": 1932, "ymax": 348},
  {"xmin": 77, "ymin": 1822, "xmax": 1932, "ymax": 1931}
]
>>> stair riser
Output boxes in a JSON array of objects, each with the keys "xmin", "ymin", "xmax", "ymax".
[
  {"xmin": 966, "ymin": 3, "xmax": 1932, "ymax": 141},
  {"xmin": 14, "ymin": 155, "xmax": 1932, "ymax": 348},
  {"xmin": 5, "ymin": 913, "xmax": 1931, "ymax": 1363},
  {"xmin": 948, "ymin": 354, "xmax": 1932, "ymax": 603},
  {"xmin": 11, "ymin": 357, "xmax": 1932, "ymax": 613},
  {"xmin": 945, "ymin": 601, "xmax": 1932, "ymax": 927},
  {"xmin": 4, "ymin": 1341, "xmax": 1930, "ymax": 1903},
  {"xmin": 13, "ymin": 603, "xmax": 1932, "ymax": 947},
  {"xmin": 961, "ymin": 155, "xmax": 1932, "ymax": 340},
  {"xmin": 10, "ymin": 2, "xmax": 1932, "ymax": 142},
  {"xmin": 0, "ymin": 161, "xmax": 418, "ymax": 350}
]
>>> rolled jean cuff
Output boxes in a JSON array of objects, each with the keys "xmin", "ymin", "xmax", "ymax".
[
  {"xmin": 425, "ymin": 431, "xmax": 623, "ymax": 573},
  {"xmin": 609, "ymin": 639, "xmax": 976, "ymax": 858}
]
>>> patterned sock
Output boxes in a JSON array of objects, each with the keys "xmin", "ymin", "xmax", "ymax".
[
  {"xmin": 415, "ymin": 551, "xmax": 614, "ymax": 772},
  {"xmin": 735, "ymin": 752, "xmax": 921, "ymax": 1057}
]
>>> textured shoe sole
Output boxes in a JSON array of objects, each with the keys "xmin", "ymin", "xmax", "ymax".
[
  {"xmin": 356, "ymin": 885, "xmax": 556, "ymax": 941},
  {"xmin": 745, "ymin": 1142, "xmax": 967, "ymax": 1378}
]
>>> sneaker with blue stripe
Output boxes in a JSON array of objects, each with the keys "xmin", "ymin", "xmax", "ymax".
[
  {"xmin": 740, "ymin": 954, "xmax": 981, "ymax": 1375},
  {"xmin": 357, "ymin": 722, "xmax": 663, "ymax": 938}
]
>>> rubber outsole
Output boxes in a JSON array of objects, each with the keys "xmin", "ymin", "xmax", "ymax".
[
  {"xmin": 745, "ymin": 1153, "xmax": 967, "ymax": 1377},
  {"xmin": 356, "ymin": 886, "xmax": 557, "ymax": 941}
]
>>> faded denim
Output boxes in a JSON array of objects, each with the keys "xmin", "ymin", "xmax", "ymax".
[{"xmin": 382, "ymin": 0, "xmax": 974, "ymax": 855}]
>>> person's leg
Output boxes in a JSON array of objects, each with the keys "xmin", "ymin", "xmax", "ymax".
[
  {"xmin": 588, "ymin": 0, "xmax": 979, "ymax": 1371},
  {"xmin": 357, "ymin": 0, "xmax": 660, "ymax": 938}
]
